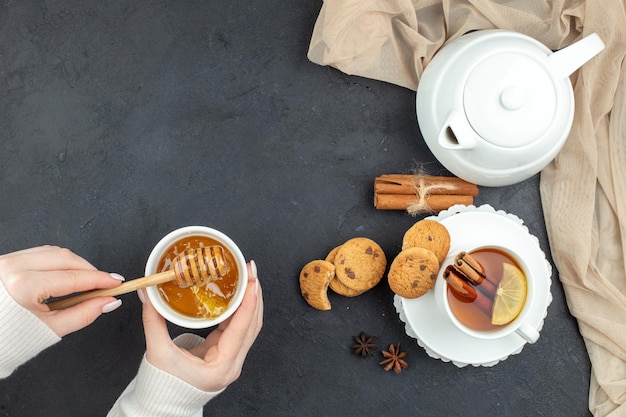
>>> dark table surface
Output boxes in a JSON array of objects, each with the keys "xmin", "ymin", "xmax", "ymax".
[{"xmin": 0, "ymin": 1, "xmax": 592, "ymax": 416}]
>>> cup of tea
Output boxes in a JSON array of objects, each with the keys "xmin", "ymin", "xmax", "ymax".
[
  {"xmin": 145, "ymin": 226, "xmax": 248, "ymax": 329},
  {"xmin": 433, "ymin": 245, "xmax": 540, "ymax": 343}
]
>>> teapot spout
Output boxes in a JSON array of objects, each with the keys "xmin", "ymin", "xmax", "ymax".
[
  {"xmin": 548, "ymin": 33, "xmax": 605, "ymax": 80},
  {"xmin": 438, "ymin": 111, "xmax": 480, "ymax": 150}
]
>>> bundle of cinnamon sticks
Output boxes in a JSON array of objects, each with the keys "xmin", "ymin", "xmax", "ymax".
[{"xmin": 373, "ymin": 174, "xmax": 479, "ymax": 215}]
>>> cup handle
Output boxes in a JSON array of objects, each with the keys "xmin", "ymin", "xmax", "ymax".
[{"xmin": 516, "ymin": 322, "xmax": 540, "ymax": 344}]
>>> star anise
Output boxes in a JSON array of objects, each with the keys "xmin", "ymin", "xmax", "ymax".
[
  {"xmin": 350, "ymin": 332, "xmax": 378, "ymax": 358},
  {"xmin": 379, "ymin": 343, "xmax": 408, "ymax": 373}
]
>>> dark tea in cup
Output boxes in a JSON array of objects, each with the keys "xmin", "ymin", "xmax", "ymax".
[{"xmin": 445, "ymin": 248, "xmax": 527, "ymax": 332}]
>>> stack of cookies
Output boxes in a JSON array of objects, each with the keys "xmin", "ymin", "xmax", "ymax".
[
  {"xmin": 298, "ymin": 220, "xmax": 450, "ymax": 310},
  {"xmin": 387, "ymin": 219, "xmax": 450, "ymax": 299},
  {"xmin": 299, "ymin": 237, "xmax": 387, "ymax": 310}
]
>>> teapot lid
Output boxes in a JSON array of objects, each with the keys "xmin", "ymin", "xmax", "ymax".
[{"xmin": 463, "ymin": 52, "xmax": 556, "ymax": 148}]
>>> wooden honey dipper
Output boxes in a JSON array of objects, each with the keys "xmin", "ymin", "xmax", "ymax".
[{"xmin": 47, "ymin": 246, "xmax": 230, "ymax": 310}]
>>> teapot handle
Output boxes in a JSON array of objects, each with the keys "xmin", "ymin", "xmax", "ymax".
[
  {"xmin": 548, "ymin": 33, "xmax": 605, "ymax": 80},
  {"xmin": 438, "ymin": 110, "xmax": 481, "ymax": 150}
]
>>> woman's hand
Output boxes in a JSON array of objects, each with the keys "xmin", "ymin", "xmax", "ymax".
[
  {"xmin": 140, "ymin": 261, "xmax": 263, "ymax": 392},
  {"xmin": 0, "ymin": 245, "xmax": 125, "ymax": 337}
]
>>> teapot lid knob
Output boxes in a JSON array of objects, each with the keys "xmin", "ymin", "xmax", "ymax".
[{"xmin": 500, "ymin": 87, "xmax": 525, "ymax": 110}]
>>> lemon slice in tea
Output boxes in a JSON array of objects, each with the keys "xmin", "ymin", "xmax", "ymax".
[{"xmin": 491, "ymin": 263, "xmax": 527, "ymax": 325}]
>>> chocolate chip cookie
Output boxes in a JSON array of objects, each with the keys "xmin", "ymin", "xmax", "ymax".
[
  {"xmin": 402, "ymin": 219, "xmax": 450, "ymax": 264},
  {"xmin": 387, "ymin": 247, "xmax": 439, "ymax": 299},
  {"xmin": 334, "ymin": 237, "xmax": 387, "ymax": 292},
  {"xmin": 299, "ymin": 260, "xmax": 335, "ymax": 310}
]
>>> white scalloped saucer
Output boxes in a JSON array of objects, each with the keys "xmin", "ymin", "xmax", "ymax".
[{"xmin": 395, "ymin": 204, "xmax": 553, "ymax": 367}]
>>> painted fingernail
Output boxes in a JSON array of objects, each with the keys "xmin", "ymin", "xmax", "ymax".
[
  {"xmin": 250, "ymin": 260, "xmax": 259, "ymax": 294},
  {"xmin": 137, "ymin": 288, "xmax": 146, "ymax": 304},
  {"xmin": 102, "ymin": 299, "xmax": 122, "ymax": 313},
  {"xmin": 109, "ymin": 273, "xmax": 125, "ymax": 281},
  {"xmin": 250, "ymin": 260, "xmax": 258, "ymax": 279}
]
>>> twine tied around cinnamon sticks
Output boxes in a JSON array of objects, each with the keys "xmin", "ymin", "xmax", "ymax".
[{"xmin": 373, "ymin": 174, "xmax": 479, "ymax": 215}]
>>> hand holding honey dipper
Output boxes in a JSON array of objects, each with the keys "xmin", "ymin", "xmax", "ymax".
[
  {"xmin": 46, "ymin": 246, "xmax": 231, "ymax": 311},
  {"xmin": 0, "ymin": 245, "xmax": 126, "ymax": 337}
]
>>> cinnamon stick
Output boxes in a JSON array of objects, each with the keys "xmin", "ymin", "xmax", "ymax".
[
  {"xmin": 444, "ymin": 267, "xmax": 492, "ymax": 317},
  {"xmin": 374, "ymin": 193, "xmax": 474, "ymax": 211},
  {"xmin": 444, "ymin": 266, "xmax": 477, "ymax": 302},
  {"xmin": 454, "ymin": 252, "xmax": 486, "ymax": 285},
  {"xmin": 477, "ymin": 280, "xmax": 498, "ymax": 299},
  {"xmin": 375, "ymin": 174, "xmax": 479, "ymax": 197},
  {"xmin": 454, "ymin": 252, "xmax": 498, "ymax": 296},
  {"xmin": 472, "ymin": 289, "xmax": 493, "ymax": 318}
]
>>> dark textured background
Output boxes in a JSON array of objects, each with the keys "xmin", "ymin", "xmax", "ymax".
[{"xmin": 0, "ymin": 1, "xmax": 591, "ymax": 416}]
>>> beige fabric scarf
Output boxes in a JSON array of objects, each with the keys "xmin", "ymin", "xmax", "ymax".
[{"xmin": 308, "ymin": 1, "xmax": 626, "ymax": 415}]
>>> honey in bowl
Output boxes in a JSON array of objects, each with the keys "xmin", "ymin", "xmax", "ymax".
[
  {"xmin": 447, "ymin": 248, "xmax": 527, "ymax": 332},
  {"xmin": 157, "ymin": 235, "xmax": 239, "ymax": 319}
]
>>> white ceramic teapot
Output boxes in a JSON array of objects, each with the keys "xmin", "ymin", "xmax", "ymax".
[{"xmin": 416, "ymin": 30, "xmax": 604, "ymax": 186}]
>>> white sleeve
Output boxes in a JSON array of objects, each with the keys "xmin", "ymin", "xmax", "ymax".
[
  {"xmin": 107, "ymin": 334, "xmax": 224, "ymax": 417},
  {"xmin": 0, "ymin": 280, "xmax": 61, "ymax": 378}
]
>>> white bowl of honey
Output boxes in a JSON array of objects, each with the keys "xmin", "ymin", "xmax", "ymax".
[{"xmin": 145, "ymin": 226, "xmax": 247, "ymax": 329}]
